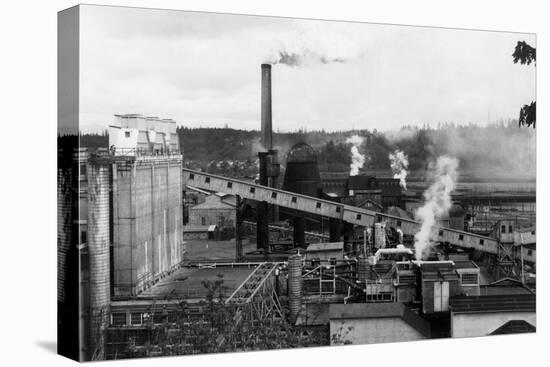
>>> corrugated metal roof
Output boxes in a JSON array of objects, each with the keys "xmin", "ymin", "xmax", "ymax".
[{"xmin": 450, "ymin": 294, "xmax": 536, "ymax": 314}]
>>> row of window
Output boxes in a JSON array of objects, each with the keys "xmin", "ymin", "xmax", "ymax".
[
  {"xmin": 110, "ymin": 311, "xmax": 177, "ymax": 327},
  {"xmin": 460, "ymin": 273, "xmax": 479, "ymax": 285},
  {"xmin": 439, "ymin": 230, "xmax": 486, "ymax": 246}
]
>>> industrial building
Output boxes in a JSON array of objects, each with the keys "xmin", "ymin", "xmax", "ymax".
[{"xmin": 59, "ymin": 63, "xmax": 536, "ymax": 361}]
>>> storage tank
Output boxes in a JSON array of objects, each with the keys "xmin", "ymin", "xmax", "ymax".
[
  {"xmin": 374, "ymin": 222, "xmax": 387, "ymax": 248},
  {"xmin": 288, "ymin": 255, "xmax": 303, "ymax": 323},
  {"xmin": 87, "ymin": 161, "xmax": 111, "ymax": 360},
  {"xmin": 283, "ymin": 142, "xmax": 321, "ymax": 197}
]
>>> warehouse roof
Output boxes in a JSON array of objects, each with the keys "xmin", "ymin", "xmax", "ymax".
[
  {"xmin": 450, "ymin": 294, "xmax": 536, "ymax": 314},
  {"xmin": 189, "ymin": 194, "xmax": 235, "ymax": 210},
  {"xmin": 453, "ymin": 260, "xmax": 479, "ymax": 270},
  {"xmin": 329, "ymin": 303, "xmax": 431, "ymax": 338}
]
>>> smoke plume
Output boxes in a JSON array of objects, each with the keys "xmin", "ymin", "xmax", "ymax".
[
  {"xmin": 413, "ymin": 156, "xmax": 459, "ymax": 260},
  {"xmin": 268, "ymin": 50, "xmax": 345, "ymax": 67},
  {"xmin": 389, "ymin": 149, "xmax": 409, "ymax": 190},
  {"xmin": 346, "ymin": 135, "xmax": 365, "ymax": 176}
]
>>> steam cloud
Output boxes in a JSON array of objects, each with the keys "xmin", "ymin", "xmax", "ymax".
[
  {"xmin": 389, "ymin": 149, "xmax": 409, "ymax": 190},
  {"xmin": 413, "ymin": 156, "xmax": 459, "ymax": 260},
  {"xmin": 346, "ymin": 135, "xmax": 365, "ymax": 176}
]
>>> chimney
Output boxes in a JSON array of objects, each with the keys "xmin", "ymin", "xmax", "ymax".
[{"xmin": 261, "ymin": 64, "xmax": 272, "ymax": 150}]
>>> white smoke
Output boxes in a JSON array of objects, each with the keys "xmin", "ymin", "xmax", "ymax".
[
  {"xmin": 346, "ymin": 135, "xmax": 365, "ymax": 176},
  {"xmin": 413, "ymin": 156, "xmax": 459, "ymax": 260},
  {"xmin": 389, "ymin": 149, "xmax": 409, "ymax": 190}
]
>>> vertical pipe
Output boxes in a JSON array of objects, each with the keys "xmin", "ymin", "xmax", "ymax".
[
  {"xmin": 261, "ymin": 64, "xmax": 272, "ymax": 150},
  {"xmin": 87, "ymin": 161, "xmax": 111, "ymax": 360}
]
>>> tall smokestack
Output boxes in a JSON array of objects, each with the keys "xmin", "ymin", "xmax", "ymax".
[{"xmin": 261, "ymin": 64, "xmax": 272, "ymax": 150}]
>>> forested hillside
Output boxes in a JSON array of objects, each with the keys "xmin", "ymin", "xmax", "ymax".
[{"xmin": 78, "ymin": 119, "xmax": 535, "ymax": 179}]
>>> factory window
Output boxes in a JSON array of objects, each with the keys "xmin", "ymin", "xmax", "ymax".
[
  {"xmin": 356, "ymin": 214, "xmax": 362, "ymax": 221},
  {"xmin": 111, "ymin": 312, "xmax": 127, "ymax": 327},
  {"xmin": 125, "ymin": 131, "xmax": 131, "ymax": 138},
  {"xmin": 250, "ymin": 187, "xmax": 255, "ymax": 194},
  {"xmin": 291, "ymin": 197, "xmax": 297, "ymax": 204},
  {"xmin": 399, "ymin": 275, "xmax": 416, "ymax": 284},
  {"xmin": 201, "ymin": 217, "xmax": 206, "ymax": 226},
  {"xmin": 335, "ymin": 207, "xmax": 341, "ymax": 213},
  {"xmin": 479, "ymin": 239, "xmax": 484, "ymax": 245},
  {"xmin": 227, "ymin": 182, "xmax": 232, "ymax": 189},
  {"xmin": 458, "ymin": 234, "xmax": 464, "ymax": 241},
  {"xmin": 205, "ymin": 177, "xmax": 210, "ymax": 184},
  {"xmin": 316, "ymin": 202, "xmax": 322, "ymax": 209},
  {"xmin": 434, "ymin": 281, "xmax": 450, "ymax": 312},
  {"xmin": 439, "ymin": 230, "xmax": 444, "ymax": 237},
  {"xmin": 501, "ymin": 225, "xmax": 506, "ymax": 233},
  {"xmin": 189, "ymin": 173, "xmax": 195, "ymax": 180},
  {"xmin": 461, "ymin": 273, "xmax": 478, "ymax": 285},
  {"xmin": 80, "ymin": 164, "xmax": 87, "ymax": 175},
  {"xmin": 528, "ymin": 250, "xmax": 533, "ymax": 256},
  {"xmin": 80, "ymin": 230, "xmax": 87, "ymax": 244},
  {"xmin": 271, "ymin": 192, "xmax": 277, "ymax": 199},
  {"xmin": 377, "ymin": 215, "xmax": 383, "ymax": 222},
  {"xmin": 130, "ymin": 312, "xmax": 143, "ymax": 326}
]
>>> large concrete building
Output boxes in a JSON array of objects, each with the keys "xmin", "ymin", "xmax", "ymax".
[{"xmin": 58, "ymin": 115, "xmax": 184, "ymax": 360}]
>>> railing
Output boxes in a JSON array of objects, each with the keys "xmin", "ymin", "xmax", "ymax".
[{"xmin": 92, "ymin": 147, "xmax": 182, "ymax": 158}]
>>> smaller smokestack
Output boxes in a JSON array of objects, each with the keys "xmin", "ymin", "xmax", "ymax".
[{"xmin": 261, "ymin": 64, "xmax": 272, "ymax": 150}]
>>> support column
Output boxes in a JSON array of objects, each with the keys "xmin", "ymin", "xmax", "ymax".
[
  {"xmin": 343, "ymin": 222, "xmax": 354, "ymax": 255},
  {"xmin": 329, "ymin": 218, "xmax": 342, "ymax": 242},
  {"xmin": 293, "ymin": 216, "xmax": 306, "ymax": 248},
  {"xmin": 235, "ymin": 195, "xmax": 243, "ymax": 261},
  {"xmin": 256, "ymin": 201, "xmax": 269, "ymax": 253}
]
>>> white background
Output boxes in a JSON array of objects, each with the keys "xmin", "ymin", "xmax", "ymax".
[{"xmin": 0, "ymin": 0, "xmax": 547, "ymax": 366}]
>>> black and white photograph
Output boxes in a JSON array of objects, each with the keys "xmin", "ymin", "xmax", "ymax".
[{"xmin": 53, "ymin": 2, "xmax": 539, "ymax": 364}]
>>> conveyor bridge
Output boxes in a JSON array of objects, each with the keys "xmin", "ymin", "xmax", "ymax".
[{"xmin": 182, "ymin": 169, "xmax": 535, "ymax": 263}]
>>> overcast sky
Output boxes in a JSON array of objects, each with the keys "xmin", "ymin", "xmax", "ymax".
[{"xmin": 79, "ymin": 5, "xmax": 536, "ymax": 133}]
